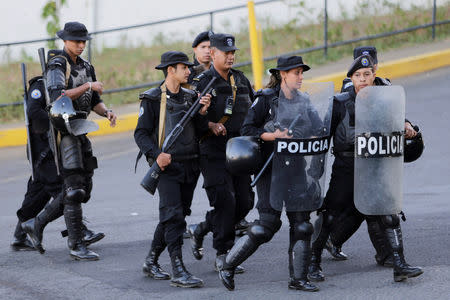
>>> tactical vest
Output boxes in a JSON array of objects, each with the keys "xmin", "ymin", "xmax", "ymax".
[
  {"xmin": 208, "ymin": 71, "xmax": 252, "ymax": 134},
  {"xmin": 164, "ymin": 88, "xmax": 199, "ymax": 157},
  {"xmin": 333, "ymin": 92, "xmax": 355, "ymax": 153},
  {"xmin": 69, "ymin": 59, "xmax": 94, "ymax": 115}
]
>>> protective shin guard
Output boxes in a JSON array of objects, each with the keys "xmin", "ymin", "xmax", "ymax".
[
  {"xmin": 367, "ymin": 218, "xmax": 392, "ymax": 266},
  {"xmin": 289, "ymin": 240, "xmax": 319, "ymax": 292},
  {"xmin": 64, "ymin": 203, "xmax": 84, "ymax": 250},
  {"xmin": 225, "ymin": 235, "xmax": 259, "ymax": 268}
]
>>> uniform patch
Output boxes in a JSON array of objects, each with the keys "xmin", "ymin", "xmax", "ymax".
[
  {"xmin": 211, "ymin": 89, "xmax": 217, "ymax": 97},
  {"xmin": 227, "ymin": 38, "xmax": 233, "ymax": 46},
  {"xmin": 139, "ymin": 106, "xmax": 144, "ymax": 117},
  {"xmin": 344, "ymin": 81, "xmax": 354, "ymax": 89},
  {"xmin": 361, "ymin": 57, "xmax": 369, "ymax": 67},
  {"xmin": 31, "ymin": 89, "xmax": 41, "ymax": 99}
]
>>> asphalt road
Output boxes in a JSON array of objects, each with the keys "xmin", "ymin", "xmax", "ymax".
[{"xmin": 1, "ymin": 67, "xmax": 449, "ymax": 300}]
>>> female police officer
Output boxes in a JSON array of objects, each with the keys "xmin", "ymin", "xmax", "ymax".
[{"xmin": 217, "ymin": 56, "xmax": 326, "ymax": 292}]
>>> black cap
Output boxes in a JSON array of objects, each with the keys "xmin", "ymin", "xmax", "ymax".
[
  {"xmin": 210, "ymin": 33, "xmax": 238, "ymax": 52},
  {"xmin": 155, "ymin": 51, "xmax": 194, "ymax": 70},
  {"xmin": 347, "ymin": 55, "xmax": 374, "ymax": 77},
  {"xmin": 57, "ymin": 22, "xmax": 91, "ymax": 41},
  {"xmin": 192, "ymin": 31, "xmax": 213, "ymax": 48},
  {"xmin": 353, "ymin": 46, "xmax": 378, "ymax": 64},
  {"xmin": 269, "ymin": 55, "xmax": 311, "ymax": 74}
]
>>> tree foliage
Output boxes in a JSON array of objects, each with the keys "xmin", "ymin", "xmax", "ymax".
[{"xmin": 41, "ymin": 0, "xmax": 67, "ymax": 48}]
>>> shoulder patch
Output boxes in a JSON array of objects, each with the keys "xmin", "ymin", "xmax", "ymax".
[
  {"xmin": 139, "ymin": 106, "xmax": 144, "ymax": 117},
  {"xmin": 250, "ymin": 97, "xmax": 259, "ymax": 108},
  {"xmin": 343, "ymin": 81, "xmax": 353, "ymax": 89},
  {"xmin": 30, "ymin": 89, "xmax": 42, "ymax": 99}
]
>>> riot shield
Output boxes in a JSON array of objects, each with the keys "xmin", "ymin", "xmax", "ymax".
[
  {"xmin": 270, "ymin": 82, "xmax": 333, "ymax": 212},
  {"xmin": 354, "ymin": 86, "xmax": 405, "ymax": 215}
]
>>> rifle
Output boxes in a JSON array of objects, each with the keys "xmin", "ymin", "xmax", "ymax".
[
  {"xmin": 141, "ymin": 77, "xmax": 217, "ymax": 195},
  {"xmin": 250, "ymin": 114, "xmax": 302, "ymax": 187},
  {"xmin": 38, "ymin": 47, "xmax": 60, "ymax": 175},
  {"xmin": 21, "ymin": 63, "xmax": 35, "ymax": 180}
]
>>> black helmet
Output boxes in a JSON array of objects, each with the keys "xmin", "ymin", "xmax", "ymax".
[
  {"xmin": 226, "ymin": 136, "xmax": 263, "ymax": 175},
  {"xmin": 404, "ymin": 132, "xmax": 424, "ymax": 163},
  {"xmin": 49, "ymin": 96, "xmax": 76, "ymax": 133}
]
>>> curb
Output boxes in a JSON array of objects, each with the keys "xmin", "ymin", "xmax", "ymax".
[{"xmin": 1, "ymin": 48, "xmax": 449, "ymax": 148}]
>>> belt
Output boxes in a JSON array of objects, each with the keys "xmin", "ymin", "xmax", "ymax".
[
  {"xmin": 332, "ymin": 147, "xmax": 354, "ymax": 157},
  {"xmin": 171, "ymin": 154, "xmax": 199, "ymax": 162}
]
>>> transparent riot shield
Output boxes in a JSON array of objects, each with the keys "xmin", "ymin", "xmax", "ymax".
[
  {"xmin": 270, "ymin": 82, "xmax": 334, "ymax": 212},
  {"xmin": 354, "ymin": 86, "xmax": 405, "ymax": 215}
]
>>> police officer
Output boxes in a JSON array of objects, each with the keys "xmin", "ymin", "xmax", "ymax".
[
  {"xmin": 23, "ymin": 22, "xmax": 117, "ymax": 261},
  {"xmin": 134, "ymin": 51, "xmax": 211, "ymax": 288},
  {"xmin": 187, "ymin": 33, "xmax": 254, "ymax": 271},
  {"xmin": 218, "ymin": 56, "xmax": 321, "ymax": 292},
  {"xmin": 308, "ymin": 55, "xmax": 423, "ymax": 283},
  {"xmin": 187, "ymin": 31, "xmax": 212, "ymax": 84},
  {"xmin": 325, "ymin": 46, "xmax": 412, "ymax": 266},
  {"xmin": 15, "ymin": 75, "xmax": 104, "ymax": 252}
]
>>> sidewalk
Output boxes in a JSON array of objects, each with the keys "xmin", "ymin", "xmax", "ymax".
[{"xmin": 1, "ymin": 38, "xmax": 449, "ymax": 147}]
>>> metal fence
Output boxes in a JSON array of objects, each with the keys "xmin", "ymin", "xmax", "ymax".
[{"xmin": 1, "ymin": 0, "xmax": 448, "ymax": 108}]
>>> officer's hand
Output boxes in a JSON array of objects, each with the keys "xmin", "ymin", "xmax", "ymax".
[
  {"xmin": 156, "ymin": 152, "xmax": 171, "ymax": 171},
  {"xmin": 210, "ymin": 122, "xmax": 227, "ymax": 136},
  {"xmin": 404, "ymin": 122, "xmax": 417, "ymax": 139},
  {"xmin": 198, "ymin": 93, "xmax": 211, "ymax": 115},
  {"xmin": 91, "ymin": 81, "xmax": 104, "ymax": 95},
  {"xmin": 106, "ymin": 110, "xmax": 117, "ymax": 127},
  {"xmin": 274, "ymin": 128, "xmax": 292, "ymax": 139}
]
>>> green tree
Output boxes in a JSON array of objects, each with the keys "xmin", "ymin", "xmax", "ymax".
[{"xmin": 41, "ymin": 0, "xmax": 67, "ymax": 49}]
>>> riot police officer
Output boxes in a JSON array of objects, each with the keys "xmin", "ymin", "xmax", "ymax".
[
  {"xmin": 134, "ymin": 51, "xmax": 211, "ymax": 288},
  {"xmin": 188, "ymin": 33, "xmax": 254, "ymax": 271},
  {"xmin": 23, "ymin": 22, "xmax": 116, "ymax": 261},
  {"xmin": 308, "ymin": 55, "xmax": 423, "ymax": 283},
  {"xmin": 218, "ymin": 55, "xmax": 332, "ymax": 292},
  {"xmin": 15, "ymin": 75, "xmax": 104, "ymax": 252},
  {"xmin": 187, "ymin": 31, "xmax": 212, "ymax": 84}
]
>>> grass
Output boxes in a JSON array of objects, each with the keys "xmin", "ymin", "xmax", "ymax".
[{"xmin": 1, "ymin": 1, "xmax": 449, "ymax": 122}]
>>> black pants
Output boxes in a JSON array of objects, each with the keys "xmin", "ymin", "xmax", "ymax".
[
  {"xmin": 17, "ymin": 157, "xmax": 62, "ymax": 222},
  {"xmin": 200, "ymin": 157, "xmax": 254, "ymax": 254},
  {"xmin": 151, "ymin": 163, "xmax": 199, "ymax": 257}
]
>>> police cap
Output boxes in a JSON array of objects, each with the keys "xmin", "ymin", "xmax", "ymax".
[
  {"xmin": 57, "ymin": 22, "xmax": 91, "ymax": 41},
  {"xmin": 353, "ymin": 46, "xmax": 378, "ymax": 64},
  {"xmin": 347, "ymin": 55, "xmax": 374, "ymax": 77},
  {"xmin": 192, "ymin": 31, "xmax": 213, "ymax": 48},
  {"xmin": 155, "ymin": 51, "xmax": 194, "ymax": 69},
  {"xmin": 210, "ymin": 33, "xmax": 239, "ymax": 52}
]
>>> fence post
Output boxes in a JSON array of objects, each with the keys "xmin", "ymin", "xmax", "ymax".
[
  {"xmin": 324, "ymin": 0, "xmax": 328, "ymax": 58},
  {"xmin": 247, "ymin": 1, "xmax": 263, "ymax": 90},
  {"xmin": 432, "ymin": 0, "xmax": 437, "ymax": 40},
  {"xmin": 210, "ymin": 12, "xmax": 214, "ymax": 31}
]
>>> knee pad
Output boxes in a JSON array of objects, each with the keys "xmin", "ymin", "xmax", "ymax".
[
  {"xmin": 293, "ymin": 221, "xmax": 314, "ymax": 241},
  {"xmin": 248, "ymin": 223, "xmax": 277, "ymax": 244},
  {"xmin": 81, "ymin": 177, "xmax": 93, "ymax": 203},
  {"xmin": 380, "ymin": 214, "xmax": 400, "ymax": 228},
  {"xmin": 60, "ymin": 135, "xmax": 83, "ymax": 171}
]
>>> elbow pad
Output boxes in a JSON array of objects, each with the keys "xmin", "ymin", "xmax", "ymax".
[{"xmin": 46, "ymin": 56, "xmax": 68, "ymax": 102}]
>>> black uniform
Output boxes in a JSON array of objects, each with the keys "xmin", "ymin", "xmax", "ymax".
[
  {"xmin": 191, "ymin": 66, "xmax": 254, "ymax": 255},
  {"xmin": 134, "ymin": 86, "xmax": 209, "ymax": 259},
  {"xmin": 218, "ymin": 86, "xmax": 321, "ymax": 291},
  {"xmin": 187, "ymin": 58, "xmax": 206, "ymax": 84},
  {"xmin": 46, "ymin": 49, "xmax": 101, "ymax": 254},
  {"xmin": 309, "ymin": 81, "xmax": 423, "ymax": 282}
]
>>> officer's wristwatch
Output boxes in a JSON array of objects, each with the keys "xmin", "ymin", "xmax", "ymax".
[{"xmin": 103, "ymin": 109, "xmax": 112, "ymax": 117}]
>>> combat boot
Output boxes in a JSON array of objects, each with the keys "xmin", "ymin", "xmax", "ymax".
[
  {"xmin": 187, "ymin": 223, "xmax": 207, "ymax": 260},
  {"xmin": 143, "ymin": 248, "xmax": 170, "ymax": 280},
  {"xmin": 21, "ymin": 195, "xmax": 64, "ymax": 254},
  {"xmin": 288, "ymin": 240, "xmax": 319, "ymax": 292},
  {"xmin": 308, "ymin": 253, "xmax": 325, "ymax": 282},
  {"xmin": 325, "ymin": 238, "xmax": 348, "ymax": 260},
  {"xmin": 217, "ymin": 254, "xmax": 235, "ymax": 291},
  {"xmin": 81, "ymin": 222, "xmax": 105, "ymax": 246},
  {"xmin": 65, "ymin": 202, "xmax": 99, "ymax": 261},
  {"xmin": 214, "ymin": 256, "xmax": 245, "ymax": 274},
  {"xmin": 11, "ymin": 221, "xmax": 35, "ymax": 251},
  {"xmin": 170, "ymin": 255, "xmax": 203, "ymax": 288},
  {"xmin": 367, "ymin": 218, "xmax": 393, "ymax": 267},
  {"xmin": 385, "ymin": 227, "xmax": 423, "ymax": 282}
]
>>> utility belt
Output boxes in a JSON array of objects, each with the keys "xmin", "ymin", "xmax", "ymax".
[
  {"xmin": 332, "ymin": 147, "xmax": 354, "ymax": 157},
  {"xmin": 171, "ymin": 153, "xmax": 199, "ymax": 162}
]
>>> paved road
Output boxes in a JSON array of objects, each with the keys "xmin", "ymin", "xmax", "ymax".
[{"xmin": 1, "ymin": 67, "xmax": 449, "ymax": 299}]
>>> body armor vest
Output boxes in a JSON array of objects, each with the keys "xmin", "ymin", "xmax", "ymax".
[
  {"xmin": 69, "ymin": 61, "xmax": 94, "ymax": 116},
  {"xmin": 333, "ymin": 93, "xmax": 355, "ymax": 152},
  {"xmin": 164, "ymin": 89, "xmax": 199, "ymax": 157}
]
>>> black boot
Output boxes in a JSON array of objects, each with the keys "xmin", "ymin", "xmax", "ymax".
[
  {"xmin": 288, "ymin": 240, "xmax": 319, "ymax": 292},
  {"xmin": 64, "ymin": 203, "xmax": 99, "ymax": 261},
  {"xmin": 81, "ymin": 222, "xmax": 105, "ymax": 246},
  {"xmin": 385, "ymin": 227, "xmax": 423, "ymax": 282},
  {"xmin": 214, "ymin": 256, "xmax": 245, "ymax": 274},
  {"xmin": 170, "ymin": 255, "xmax": 203, "ymax": 288},
  {"xmin": 11, "ymin": 221, "xmax": 35, "ymax": 251},
  {"xmin": 325, "ymin": 238, "xmax": 348, "ymax": 261},
  {"xmin": 367, "ymin": 218, "xmax": 393, "ymax": 267},
  {"xmin": 187, "ymin": 223, "xmax": 208, "ymax": 260},
  {"xmin": 308, "ymin": 253, "xmax": 325, "ymax": 282},
  {"xmin": 143, "ymin": 247, "xmax": 170, "ymax": 280},
  {"xmin": 21, "ymin": 195, "xmax": 64, "ymax": 254}
]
